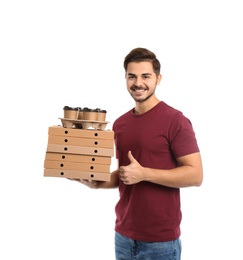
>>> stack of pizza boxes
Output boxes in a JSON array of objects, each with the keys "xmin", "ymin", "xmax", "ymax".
[{"xmin": 44, "ymin": 106, "xmax": 114, "ymax": 181}]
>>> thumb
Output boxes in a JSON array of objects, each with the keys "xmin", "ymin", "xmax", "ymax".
[{"xmin": 127, "ymin": 151, "xmax": 137, "ymax": 163}]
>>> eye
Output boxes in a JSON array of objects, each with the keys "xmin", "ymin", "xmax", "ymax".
[
  {"xmin": 143, "ymin": 75, "xmax": 150, "ymax": 79},
  {"xmin": 128, "ymin": 75, "xmax": 135, "ymax": 79}
]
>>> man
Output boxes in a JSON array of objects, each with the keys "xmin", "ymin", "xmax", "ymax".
[{"xmin": 75, "ymin": 47, "xmax": 203, "ymax": 259}]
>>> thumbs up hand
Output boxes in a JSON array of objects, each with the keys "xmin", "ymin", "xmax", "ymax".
[{"xmin": 119, "ymin": 151, "xmax": 145, "ymax": 185}]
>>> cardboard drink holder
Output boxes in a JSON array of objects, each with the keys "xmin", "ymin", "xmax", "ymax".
[
  {"xmin": 44, "ymin": 108, "xmax": 114, "ymax": 182},
  {"xmin": 59, "ymin": 118, "xmax": 109, "ymax": 130}
]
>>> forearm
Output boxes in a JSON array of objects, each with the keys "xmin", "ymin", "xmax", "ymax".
[
  {"xmin": 95, "ymin": 170, "xmax": 119, "ymax": 189},
  {"xmin": 119, "ymin": 152, "xmax": 203, "ymax": 188},
  {"xmin": 71, "ymin": 169, "xmax": 119, "ymax": 189},
  {"xmin": 143, "ymin": 165, "xmax": 203, "ymax": 188}
]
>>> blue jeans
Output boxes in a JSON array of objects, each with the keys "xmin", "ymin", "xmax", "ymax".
[{"xmin": 115, "ymin": 232, "xmax": 181, "ymax": 260}]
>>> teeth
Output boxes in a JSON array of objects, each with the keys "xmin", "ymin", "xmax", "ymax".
[{"xmin": 134, "ymin": 89, "xmax": 145, "ymax": 92}]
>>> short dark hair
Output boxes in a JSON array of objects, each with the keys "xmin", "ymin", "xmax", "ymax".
[{"xmin": 123, "ymin": 47, "xmax": 161, "ymax": 76}]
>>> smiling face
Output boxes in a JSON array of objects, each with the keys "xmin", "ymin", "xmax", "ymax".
[{"xmin": 126, "ymin": 61, "xmax": 162, "ymax": 104}]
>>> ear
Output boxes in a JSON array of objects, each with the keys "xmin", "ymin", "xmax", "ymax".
[{"xmin": 157, "ymin": 74, "xmax": 162, "ymax": 85}]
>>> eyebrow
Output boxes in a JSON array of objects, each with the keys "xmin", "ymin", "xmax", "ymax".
[{"xmin": 127, "ymin": 73, "xmax": 152, "ymax": 77}]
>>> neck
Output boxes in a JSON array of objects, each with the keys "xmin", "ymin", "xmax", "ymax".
[{"xmin": 134, "ymin": 97, "xmax": 160, "ymax": 114}]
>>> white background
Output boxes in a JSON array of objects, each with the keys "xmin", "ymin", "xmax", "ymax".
[{"xmin": 0, "ymin": 0, "xmax": 242, "ymax": 259}]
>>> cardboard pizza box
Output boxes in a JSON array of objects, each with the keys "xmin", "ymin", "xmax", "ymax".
[
  {"xmin": 44, "ymin": 168, "xmax": 111, "ymax": 181},
  {"xmin": 46, "ymin": 144, "xmax": 114, "ymax": 157},
  {"xmin": 44, "ymin": 160, "xmax": 110, "ymax": 173},
  {"xmin": 48, "ymin": 125, "xmax": 114, "ymax": 140},
  {"xmin": 47, "ymin": 135, "xmax": 114, "ymax": 148},
  {"xmin": 45, "ymin": 152, "xmax": 111, "ymax": 165}
]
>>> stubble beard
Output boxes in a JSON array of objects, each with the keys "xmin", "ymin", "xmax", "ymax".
[
  {"xmin": 132, "ymin": 91, "xmax": 155, "ymax": 103},
  {"xmin": 130, "ymin": 81, "xmax": 157, "ymax": 103}
]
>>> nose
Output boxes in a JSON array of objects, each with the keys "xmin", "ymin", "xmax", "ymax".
[{"xmin": 134, "ymin": 77, "xmax": 143, "ymax": 86}]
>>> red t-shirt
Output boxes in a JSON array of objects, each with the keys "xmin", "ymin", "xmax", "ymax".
[{"xmin": 112, "ymin": 101, "xmax": 200, "ymax": 242}]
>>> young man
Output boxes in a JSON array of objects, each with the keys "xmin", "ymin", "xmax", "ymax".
[{"xmin": 75, "ymin": 47, "xmax": 203, "ymax": 260}]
